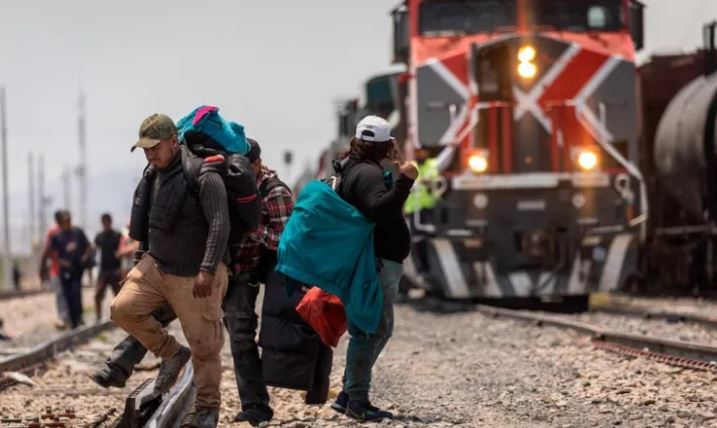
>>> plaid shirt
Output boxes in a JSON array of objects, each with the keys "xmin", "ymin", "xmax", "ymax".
[{"xmin": 233, "ymin": 167, "xmax": 293, "ymax": 275}]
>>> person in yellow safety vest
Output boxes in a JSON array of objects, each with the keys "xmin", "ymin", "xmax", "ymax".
[{"xmin": 405, "ymin": 148, "xmax": 442, "ymax": 278}]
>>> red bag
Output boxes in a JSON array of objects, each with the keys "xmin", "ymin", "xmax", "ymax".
[{"xmin": 295, "ymin": 287, "xmax": 347, "ymax": 347}]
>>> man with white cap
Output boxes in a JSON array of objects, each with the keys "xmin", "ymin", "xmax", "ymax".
[{"xmin": 329, "ymin": 115, "xmax": 418, "ymax": 422}]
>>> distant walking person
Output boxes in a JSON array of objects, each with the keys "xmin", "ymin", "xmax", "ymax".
[
  {"xmin": 12, "ymin": 260, "xmax": 21, "ymax": 290},
  {"xmin": 49, "ymin": 211, "xmax": 92, "ymax": 329},
  {"xmin": 93, "ymin": 213, "xmax": 123, "ymax": 323},
  {"xmin": 39, "ymin": 210, "xmax": 71, "ymax": 329}
]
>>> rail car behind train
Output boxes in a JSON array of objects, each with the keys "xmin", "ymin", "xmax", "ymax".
[
  {"xmin": 644, "ymin": 23, "xmax": 717, "ymax": 295},
  {"xmin": 388, "ymin": 0, "xmax": 647, "ymax": 305}
]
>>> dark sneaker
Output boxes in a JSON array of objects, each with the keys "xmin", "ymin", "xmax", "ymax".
[
  {"xmin": 330, "ymin": 391, "xmax": 348, "ymax": 414},
  {"xmin": 233, "ymin": 404, "xmax": 273, "ymax": 426},
  {"xmin": 180, "ymin": 406, "xmax": 219, "ymax": 428},
  {"xmin": 345, "ymin": 400, "xmax": 394, "ymax": 422},
  {"xmin": 154, "ymin": 345, "xmax": 191, "ymax": 393},
  {"xmin": 89, "ymin": 365, "xmax": 127, "ymax": 388}
]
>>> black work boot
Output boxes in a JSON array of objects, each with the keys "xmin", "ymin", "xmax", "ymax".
[
  {"xmin": 154, "ymin": 345, "xmax": 191, "ymax": 393},
  {"xmin": 180, "ymin": 406, "xmax": 219, "ymax": 428},
  {"xmin": 89, "ymin": 365, "xmax": 127, "ymax": 388},
  {"xmin": 234, "ymin": 404, "xmax": 273, "ymax": 426},
  {"xmin": 346, "ymin": 400, "xmax": 394, "ymax": 422}
]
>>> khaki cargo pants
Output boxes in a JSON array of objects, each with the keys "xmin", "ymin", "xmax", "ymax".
[{"xmin": 111, "ymin": 254, "xmax": 228, "ymax": 408}]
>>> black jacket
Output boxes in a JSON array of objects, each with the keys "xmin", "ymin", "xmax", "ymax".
[
  {"xmin": 338, "ymin": 158, "xmax": 415, "ymax": 263},
  {"xmin": 259, "ymin": 272, "xmax": 332, "ymax": 393},
  {"xmin": 129, "ymin": 150, "xmax": 230, "ymax": 276}
]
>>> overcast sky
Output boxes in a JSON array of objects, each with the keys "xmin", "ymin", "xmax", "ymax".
[{"xmin": 0, "ymin": 0, "xmax": 715, "ymax": 250}]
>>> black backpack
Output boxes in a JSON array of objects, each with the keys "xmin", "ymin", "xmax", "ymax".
[
  {"xmin": 181, "ymin": 131, "xmax": 261, "ymax": 245},
  {"xmin": 259, "ymin": 175, "xmax": 291, "ymax": 199}
]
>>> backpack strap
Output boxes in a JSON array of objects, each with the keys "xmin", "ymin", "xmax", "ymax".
[
  {"xmin": 180, "ymin": 144, "xmax": 226, "ymax": 197},
  {"xmin": 330, "ymin": 158, "xmax": 352, "ymax": 195},
  {"xmin": 259, "ymin": 176, "xmax": 291, "ymax": 198},
  {"xmin": 180, "ymin": 144, "xmax": 203, "ymax": 195}
]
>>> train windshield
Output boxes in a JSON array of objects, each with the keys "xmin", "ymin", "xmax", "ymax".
[
  {"xmin": 419, "ymin": 1, "xmax": 517, "ymax": 35},
  {"xmin": 532, "ymin": 0, "xmax": 623, "ymax": 31},
  {"xmin": 419, "ymin": 0, "xmax": 624, "ymax": 35}
]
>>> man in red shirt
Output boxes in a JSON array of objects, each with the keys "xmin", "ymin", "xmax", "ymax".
[{"xmin": 38, "ymin": 210, "xmax": 70, "ymax": 329}]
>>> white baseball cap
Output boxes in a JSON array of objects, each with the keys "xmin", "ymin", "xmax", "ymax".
[{"xmin": 355, "ymin": 115, "xmax": 393, "ymax": 143}]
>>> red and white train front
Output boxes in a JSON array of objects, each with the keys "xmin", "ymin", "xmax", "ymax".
[{"xmin": 396, "ymin": 0, "xmax": 647, "ymax": 303}]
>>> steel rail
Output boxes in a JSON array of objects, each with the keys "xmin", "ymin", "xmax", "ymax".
[
  {"xmin": 0, "ymin": 320, "xmax": 113, "ymax": 373},
  {"xmin": 115, "ymin": 362, "xmax": 194, "ymax": 428},
  {"xmin": 591, "ymin": 304, "xmax": 717, "ymax": 330},
  {"xmin": 146, "ymin": 363, "xmax": 195, "ymax": 428},
  {"xmin": 0, "ymin": 289, "xmax": 51, "ymax": 301},
  {"xmin": 475, "ymin": 304, "xmax": 717, "ymax": 370}
]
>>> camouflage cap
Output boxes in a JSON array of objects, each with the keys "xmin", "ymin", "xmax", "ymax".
[{"xmin": 131, "ymin": 114, "xmax": 177, "ymax": 152}]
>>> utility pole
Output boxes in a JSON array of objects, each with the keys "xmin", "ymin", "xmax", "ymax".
[
  {"xmin": 77, "ymin": 92, "xmax": 88, "ymax": 228},
  {"xmin": 28, "ymin": 152, "xmax": 35, "ymax": 249},
  {"xmin": 62, "ymin": 166, "xmax": 72, "ymax": 212},
  {"xmin": 0, "ymin": 88, "xmax": 11, "ymax": 290},
  {"xmin": 38, "ymin": 154, "xmax": 46, "ymax": 245}
]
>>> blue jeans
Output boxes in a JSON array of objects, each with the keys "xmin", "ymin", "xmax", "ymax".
[
  {"xmin": 53, "ymin": 276, "xmax": 70, "ymax": 325},
  {"xmin": 59, "ymin": 271, "xmax": 83, "ymax": 328},
  {"xmin": 343, "ymin": 258, "xmax": 402, "ymax": 402}
]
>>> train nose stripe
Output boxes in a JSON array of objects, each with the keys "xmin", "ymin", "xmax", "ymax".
[
  {"xmin": 598, "ymin": 234, "xmax": 634, "ymax": 291},
  {"xmin": 472, "ymin": 262, "xmax": 503, "ymax": 298},
  {"xmin": 433, "ymin": 239, "xmax": 472, "ymax": 298},
  {"xmin": 567, "ymin": 256, "xmax": 589, "ymax": 295}
]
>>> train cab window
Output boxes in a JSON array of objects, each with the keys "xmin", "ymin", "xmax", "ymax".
[
  {"xmin": 419, "ymin": 0, "xmax": 516, "ymax": 35},
  {"xmin": 532, "ymin": 0, "xmax": 623, "ymax": 32},
  {"xmin": 588, "ymin": 6, "xmax": 609, "ymax": 29},
  {"xmin": 419, "ymin": 0, "xmax": 622, "ymax": 36}
]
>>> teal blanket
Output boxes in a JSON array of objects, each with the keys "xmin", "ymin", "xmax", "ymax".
[
  {"xmin": 276, "ymin": 180, "xmax": 382, "ymax": 333},
  {"xmin": 176, "ymin": 105, "xmax": 249, "ymax": 155}
]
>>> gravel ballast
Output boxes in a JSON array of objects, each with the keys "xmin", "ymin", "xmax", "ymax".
[{"xmin": 3, "ymin": 298, "xmax": 717, "ymax": 427}]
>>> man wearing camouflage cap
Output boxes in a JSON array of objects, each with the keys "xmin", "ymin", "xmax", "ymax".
[{"xmin": 112, "ymin": 113, "xmax": 230, "ymax": 428}]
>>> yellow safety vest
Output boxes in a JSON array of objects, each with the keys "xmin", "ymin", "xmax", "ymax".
[{"xmin": 404, "ymin": 158, "xmax": 441, "ymax": 215}]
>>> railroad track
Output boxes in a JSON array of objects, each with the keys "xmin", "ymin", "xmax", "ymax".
[
  {"xmin": 0, "ymin": 321, "xmax": 194, "ymax": 428},
  {"xmin": 0, "ymin": 289, "xmax": 52, "ymax": 301},
  {"xmin": 476, "ymin": 304, "xmax": 717, "ymax": 372},
  {"xmin": 114, "ymin": 363, "xmax": 194, "ymax": 428},
  {"xmin": 0, "ymin": 321, "xmax": 114, "ymax": 390},
  {"xmin": 590, "ymin": 302, "xmax": 717, "ymax": 330}
]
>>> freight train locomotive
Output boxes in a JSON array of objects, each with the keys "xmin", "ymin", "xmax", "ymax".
[{"xmin": 387, "ymin": 0, "xmax": 647, "ymax": 305}]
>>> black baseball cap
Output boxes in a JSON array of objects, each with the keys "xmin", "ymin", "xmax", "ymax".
[{"xmin": 246, "ymin": 138, "xmax": 261, "ymax": 163}]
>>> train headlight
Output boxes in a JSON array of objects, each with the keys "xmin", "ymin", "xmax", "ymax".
[
  {"xmin": 468, "ymin": 152, "xmax": 489, "ymax": 174},
  {"xmin": 517, "ymin": 45, "xmax": 536, "ymax": 62},
  {"xmin": 518, "ymin": 62, "xmax": 538, "ymax": 79},
  {"xmin": 517, "ymin": 45, "xmax": 538, "ymax": 79},
  {"xmin": 576, "ymin": 150, "xmax": 599, "ymax": 171}
]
